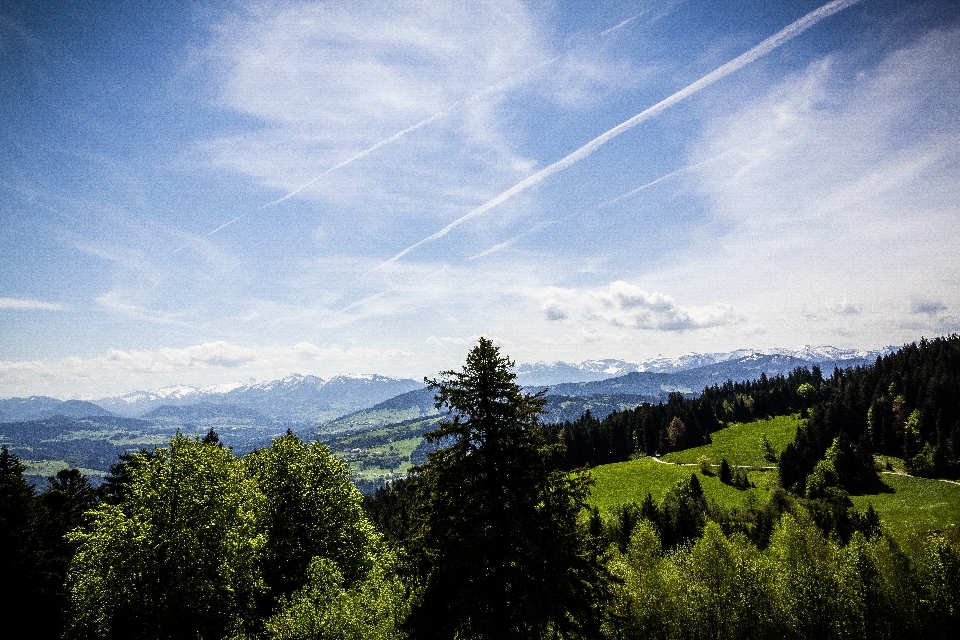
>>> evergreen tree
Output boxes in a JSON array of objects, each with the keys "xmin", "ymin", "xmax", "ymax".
[
  {"xmin": 34, "ymin": 469, "xmax": 99, "ymax": 638},
  {"xmin": 0, "ymin": 446, "xmax": 40, "ymax": 638},
  {"xmin": 405, "ymin": 338, "xmax": 609, "ymax": 639}
]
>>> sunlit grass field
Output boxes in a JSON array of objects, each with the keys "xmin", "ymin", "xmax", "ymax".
[
  {"xmin": 662, "ymin": 414, "xmax": 801, "ymax": 467},
  {"xmin": 589, "ymin": 414, "xmax": 960, "ymax": 537},
  {"xmin": 851, "ymin": 473, "xmax": 960, "ymax": 538},
  {"xmin": 587, "ymin": 456, "xmax": 777, "ymax": 513}
]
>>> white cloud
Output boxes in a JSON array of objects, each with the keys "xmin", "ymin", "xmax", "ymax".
[
  {"xmin": 539, "ymin": 281, "xmax": 743, "ymax": 332},
  {"xmin": 0, "ymin": 341, "xmax": 417, "ymax": 399},
  {"xmin": 0, "ymin": 297, "xmax": 65, "ymax": 310},
  {"xmin": 667, "ymin": 27, "xmax": 960, "ymax": 347}
]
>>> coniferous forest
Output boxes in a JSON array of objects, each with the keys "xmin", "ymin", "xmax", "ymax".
[{"xmin": 2, "ymin": 336, "xmax": 959, "ymax": 639}]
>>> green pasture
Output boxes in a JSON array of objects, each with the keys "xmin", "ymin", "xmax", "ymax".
[
  {"xmin": 662, "ymin": 414, "xmax": 801, "ymax": 467},
  {"xmin": 588, "ymin": 456, "xmax": 776, "ymax": 513},
  {"xmin": 23, "ymin": 459, "xmax": 106, "ymax": 481},
  {"xmin": 851, "ymin": 473, "xmax": 960, "ymax": 538}
]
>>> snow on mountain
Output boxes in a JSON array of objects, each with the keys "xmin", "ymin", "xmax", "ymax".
[
  {"xmin": 514, "ymin": 346, "xmax": 895, "ymax": 387},
  {"xmin": 95, "ymin": 373, "xmax": 423, "ymax": 422}
]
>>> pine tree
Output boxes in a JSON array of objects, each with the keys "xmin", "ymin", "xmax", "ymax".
[
  {"xmin": 405, "ymin": 338, "xmax": 610, "ymax": 639},
  {"xmin": 0, "ymin": 446, "xmax": 40, "ymax": 636}
]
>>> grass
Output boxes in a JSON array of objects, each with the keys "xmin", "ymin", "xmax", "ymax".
[
  {"xmin": 873, "ymin": 454, "xmax": 907, "ymax": 474},
  {"xmin": 23, "ymin": 459, "xmax": 106, "ymax": 482},
  {"xmin": 662, "ymin": 414, "xmax": 801, "ymax": 468},
  {"xmin": 588, "ymin": 456, "xmax": 776, "ymax": 513},
  {"xmin": 851, "ymin": 473, "xmax": 960, "ymax": 538}
]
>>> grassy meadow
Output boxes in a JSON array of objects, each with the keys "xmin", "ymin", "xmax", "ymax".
[
  {"xmin": 587, "ymin": 456, "xmax": 777, "ymax": 513},
  {"xmin": 589, "ymin": 415, "xmax": 960, "ymax": 538},
  {"xmin": 851, "ymin": 473, "xmax": 960, "ymax": 537},
  {"xmin": 662, "ymin": 414, "xmax": 800, "ymax": 467}
]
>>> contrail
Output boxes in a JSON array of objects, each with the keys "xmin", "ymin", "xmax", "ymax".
[
  {"xmin": 177, "ymin": 8, "xmax": 664, "ymax": 254},
  {"xmin": 468, "ymin": 219, "xmax": 560, "ymax": 260},
  {"xmin": 261, "ymin": 112, "xmax": 447, "ymax": 208},
  {"xmin": 600, "ymin": 10, "xmax": 648, "ymax": 36},
  {"xmin": 469, "ymin": 148, "xmax": 739, "ymax": 260},
  {"xmin": 264, "ymin": 9, "xmax": 652, "ymax": 209},
  {"xmin": 381, "ymin": 0, "xmax": 864, "ymax": 266},
  {"xmin": 599, "ymin": 147, "xmax": 740, "ymax": 208}
]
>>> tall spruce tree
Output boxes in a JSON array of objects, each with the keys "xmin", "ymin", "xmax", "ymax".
[
  {"xmin": 0, "ymin": 446, "xmax": 40, "ymax": 638},
  {"xmin": 405, "ymin": 338, "xmax": 609, "ymax": 639}
]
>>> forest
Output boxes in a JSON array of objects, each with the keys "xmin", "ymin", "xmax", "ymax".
[{"xmin": 1, "ymin": 336, "xmax": 959, "ymax": 639}]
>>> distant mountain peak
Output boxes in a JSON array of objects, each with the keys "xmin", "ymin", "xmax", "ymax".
[{"xmin": 514, "ymin": 345, "xmax": 894, "ymax": 387}]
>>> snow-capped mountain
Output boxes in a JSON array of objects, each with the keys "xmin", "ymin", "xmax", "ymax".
[
  {"xmin": 95, "ymin": 373, "xmax": 424, "ymax": 424},
  {"xmin": 514, "ymin": 345, "xmax": 895, "ymax": 387}
]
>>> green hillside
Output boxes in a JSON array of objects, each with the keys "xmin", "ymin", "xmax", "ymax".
[
  {"xmin": 588, "ymin": 456, "xmax": 777, "ymax": 513},
  {"xmin": 589, "ymin": 415, "xmax": 960, "ymax": 537},
  {"xmin": 662, "ymin": 414, "xmax": 800, "ymax": 467},
  {"xmin": 851, "ymin": 473, "xmax": 960, "ymax": 538}
]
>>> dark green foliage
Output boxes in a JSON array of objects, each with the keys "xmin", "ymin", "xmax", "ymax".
[
  {"xmin": 96, "ymin": 447, "xmax": 158, "ymax": 505},
  {"xmin": 0, "ymin": 446, "xmax": 41, "ymax": 638},
  {"xmin": 34, "ymin": 469, "xmax": 99, "ymax": 638},
  {"xmin": 404, "ymin": 338, "xmax": 610, "ymax": 640},
  {"xmin": 780, "ymin": 335, "xmax": 960, "ymax": 489},
  {"xmin": 718, "ymin": 457, "xmax": 732, "ymax": 484},
  {"xmin": 0, "ymin": 449, "xmax": 99, "ymax": 639},
  {"xmin": 364, "ymin": 475, "xmax": 421, "ymax": 547},
  {"xmin": 761, "ymin": 431, "xmax": 777, "ymax": 462}
]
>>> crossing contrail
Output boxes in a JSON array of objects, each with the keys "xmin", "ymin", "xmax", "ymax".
[
  {"xmin": 263, "ymin": 9, "xmax": 652, "ymax": 210},
  {"xmin": 176, "ymin": 9, "xmax": 663, "ymax": 254},
  {"xmin": 380, "ymin": 0, "xmax": 864, "ymax": 267}
]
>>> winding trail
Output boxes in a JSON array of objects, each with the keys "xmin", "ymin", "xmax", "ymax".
[{"xmin": 648, "ymin": 456, "xmax": 960, "ymax": 486}]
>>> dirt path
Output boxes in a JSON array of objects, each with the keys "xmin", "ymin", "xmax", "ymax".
[
  {"xmin": 650, "ymin": 457, "xmax": 960, "ymax": 486},
  {"xmin": 880, "ymin": 470, "xmax": 960, "ymax": 486},
  {"xmin": 648, "ymin": 456, "xmax": 777, "ymax": 472}
]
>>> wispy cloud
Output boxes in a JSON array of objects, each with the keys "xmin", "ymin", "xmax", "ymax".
[
  {"xmin": 0, "ymin": 297, "xmax": 66, "ymax": 311},
  {"xmin": 199, "ymin": 0, "xmax": 550, "ymax": 220},
  {"xmin": 383, "ymin": 0, "xmax": 864, "ymax": 265}
]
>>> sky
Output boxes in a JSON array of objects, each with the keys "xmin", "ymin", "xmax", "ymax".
[{"xmin": 1, "ymin": 0, "xmax": 959, "ymax": 399}]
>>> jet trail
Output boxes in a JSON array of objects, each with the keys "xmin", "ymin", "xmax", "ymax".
[
  {"xmin": 264, "ymin": 9, "xmax": 651, "ymax": 210},
  {"xmin": 261, "ymin": 112, "xmax": 447, "ymax": 208},
  {"xmin": 468, "ymin": 219, "xmax": 560, "ymax": 260},
  {"xmin": 600, "ymin": 10, "xmax": 648, "ymax": 36},
  {"xmin": 381, "ymin": 0, "xmax": 864, "ymax": 267},
  {"xmin": 599, "ymin": 147, "xmax": 740, "ymax": 208},
  {"xmin": 176, "ymin": 9, "xmax": 663, "ymax": 254}
]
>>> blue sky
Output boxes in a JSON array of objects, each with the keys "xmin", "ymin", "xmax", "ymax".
[{"xmin": 2, "ymin": 0, "xmax": 959, "ymax": 398}]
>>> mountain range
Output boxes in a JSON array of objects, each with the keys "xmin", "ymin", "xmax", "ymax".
[
  {"xmin": 513, "ymin": 345, "xmax": 894, "ymax": 386},
  {"xmin": 1, "ymin": 345, "xmax": 895, "ymax": 427},
  {"xmin": 0, "ymin": 344, "xmax": 899, "ymax": 485}
]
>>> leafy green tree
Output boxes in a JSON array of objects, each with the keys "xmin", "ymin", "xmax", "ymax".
[
  {"xmin": 264, "ymin": 554, "xmax": 409, "ymax": 640},
  {"xmin": 405, "ymin": 338, "xmax": 610, "ymax": 639},
  {"xmin": 96, "ymin": 448, "xmax": 158, "ymax": 505},
  {"xmin": 66, "ymin": 434, "xmax": 265, "ymax": 639},
  {"xmin": 245, "ymin": 431, "xmax": 378, "ymax": 610}
]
